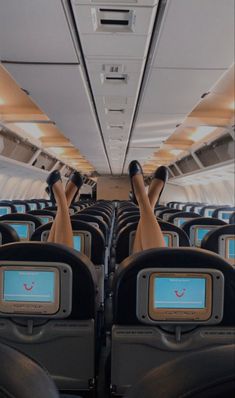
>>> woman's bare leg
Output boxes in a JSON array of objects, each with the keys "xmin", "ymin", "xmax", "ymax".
[
  {"xmin": 65, "ymin": 180, "xmax": 80, "ymax": 207},
  {"xmin": 148, "ymin": 178, "xmax": 165, "ymax": 210},
  {"xmin": 132, "ymin": 221, "xmax": 143, "ymax": 253},
  {"xmin": 132, "ymin": 173, "xmax": 165, "ymax": 253},
  {"xmin": 47, "ymin": 180, "xmax": 73, "ymax": 248}
]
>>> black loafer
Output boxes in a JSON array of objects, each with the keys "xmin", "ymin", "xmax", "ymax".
[
  {"xmin": 68, "ymin": 171, "xmax": 83, "ymax": 203},
  {"xmin": 152, "ymin": 166, "xmax": 168, "ymax": 204},
  {"xmin": 46, "ymin": 170, "xmax": 62, "ymax": 203},
  {"xmin": 128, "ymin": 160, "xmax": 143, "ymax": 205}
]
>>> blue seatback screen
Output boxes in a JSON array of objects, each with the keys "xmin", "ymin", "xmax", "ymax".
[
  {"xmin": 228, "ymin": 239, "xmax": 235, "ymax": 259},
  {"xmin": 154, "ymin": 277, "xmax": 206, "ymax": 309},
  {"xmin": 39, "ymin": 217, "xmax": 51, "ymax": 224},
  {"xmin": 164, "ymin": 235, "xmax": 170, "ymax": 247},
  {"xmin": 221, "ymin": 212, "xmax": 231, "ymax": 220},
  {"xmin": 0, "ymin": 207, "xmax": 10, "ymax": 216},
  {"xmin": 207, "ymin": 210, "xmax": 214, "ymax": 217},
  {"xmin": 39, "ymin": 202, "xmax": 46, "ymax": 209},
  {"xmin": 15, "ymin": 205, "xmax": 25, "ymax": 213},
  {"xmin": 3, "ymin": 270, "xmax": 55, "ymax": 302},
  {"xmin": 197, "ymin": 228, "xmax": 210, "ymax": 243},
  {"xmin": 10, "ymin": 224, "xmax": 29, "ymax": 239},
  {"xmin": 73, "ymin": 235, "xmax": 81, "ymax": 251},
  {"xmin": 177, "ymin": 218, "xmax": 187, "ymax": 227},
  {"xmin": 28, "ymin": 203, "xmax": 37, "ymax": 210}
]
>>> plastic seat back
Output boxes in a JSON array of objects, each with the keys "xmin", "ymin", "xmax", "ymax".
[{"xmin": 182, "ymin": 217, "xmax": 226, "ymax": 247}]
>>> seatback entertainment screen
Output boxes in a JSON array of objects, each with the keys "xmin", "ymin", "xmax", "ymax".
[
  {"xmin": 9, "ymin": 223, "xmax": 29, "ymax": 240},
  {"xmin": 3, "ymin": 270, "xmax": 55, "ymax": 303},
  {"xmin": 148, "ymin": 272, "xmax": 212, "ymax": 321}
]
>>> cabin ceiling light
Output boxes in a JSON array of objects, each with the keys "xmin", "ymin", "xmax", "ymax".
[
  {"xmin": 169, "ymin": 149, "xmax": 184, "ymax": 156},
  {"xmin": 48, "ymin": 147, "xmax": 66, "ymax": 155},
  {"xmin": 230, "ymin": 101, "xmax": 235, "ymax": 110},
  {"xmin": 190, "ymin": 126, "xmax": 216, "ymax": 141},
  {"xmin": 15, "ymin": 123, "xmax": 44, "ymax": 139}
]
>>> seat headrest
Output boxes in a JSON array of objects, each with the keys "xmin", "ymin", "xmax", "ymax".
[
  {"xmin": 125, "ymin": 344, "xmax": 235, "ymax": 398},
  {"xmin": 0, "ymin": 242, "xmax": 97, "ymax": 320},
  {"xmin": 0, "ymin": 223, "xmax": 20, "ymax": 244},
  {"xmin": 201, "ymin": 224, "xmax": 235, "ymax": 254},
  {"xmin": 113, "ymin": 247, "xmax": 235, "ymax": 326},
  {"xmin": 0, "ymin": 213, "xmax": 42, "ymax": 229},
  {"xmin": 182, "ymin": 217, "xmax": 226, "ymax": 236},
  {"xmin": 31, "ymin": 220, "xmax": 105, "ymax": 264},
  {"xmin": 116, "ymin": 221, "xmax": 190, "ymax": 263},
  {"xmin": 0, "ymin": 343, "xmax": 59, "ymax": 398}
]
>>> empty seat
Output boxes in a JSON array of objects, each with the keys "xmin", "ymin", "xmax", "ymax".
[
  {"xmin": 12, "ymin": 200, "xmax": 30, "ymax": 213},
  {"xmin": 110, "ymin": 247, "xmax": 235, "ymax": 396},
  {"xmin": 168, "ymin": 211, "xmax": 202, "ymax": 227},
  {"xmin": 182, "ymin": 217, "xmax": 226, "ymax": 247},
  {"xmin": 0, "ymin": 242, "xmax": 98, "ymax": 394},
  {"xmin": 28, "ymin": 209, "xmax": 55, "ymax": 224},
  {"xmin": 158, "ymin": 209, "xmax": 184, "ymax": 222},
  {"xmin": 124, "ymin": 345, "xmax": 235, "ymax": 398},
  {"xmin": 0, "ymin": 213, "xmax": 43, "ymax": 240},
  {"xmin": 0, "ymin": 201, "xmax": 17, "ymax": 215},
  {"xmin": 201, "ymin": 224, "xmax": 235, "ymax": 264},
  {"xmin": 115, "ymin": 221, "xmax": 190, "ymax": 264},
  {"xmin": 0, "ymin": 342, "xmax": 59, "ymax": 398},
  {"xmin": 212, "ymin": 207, "xmax": 235, "ymax": 223}
]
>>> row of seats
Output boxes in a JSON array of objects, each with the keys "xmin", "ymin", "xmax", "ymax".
[
  {"xmin": 0, "ymin": 199, "xmax": 234, "ymax": 267},
  {"xmin": 166, "ymin": 201, "xmax": 235, "ymax": 223},
  {"xmin": 0, "ymin": 198, "xmax": 234, "ymax": 397}
]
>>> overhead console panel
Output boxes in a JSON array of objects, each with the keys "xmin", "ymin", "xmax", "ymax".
[{"xmin": 71, "ymin": 0, "xmax": 160, "ymax": 174}]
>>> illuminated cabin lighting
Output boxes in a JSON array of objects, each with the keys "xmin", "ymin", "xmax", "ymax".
[
  {"xmin": 15, "ymin": 123, "xmax": 44, "ymax": 139},
  {"xmin": 169, "ymin": 149, "xmax": 184, "ymax": 156},
  {"xmin": 230, "ymin": 101, "xmax": 235, "ymax": 110},
  {"xmin": 48, "ymin": 147, "xmax": 66, "ymax": 155},
  {"xmin": 191, "ymin": 126, "xmax": 216, "ymax": 141}
]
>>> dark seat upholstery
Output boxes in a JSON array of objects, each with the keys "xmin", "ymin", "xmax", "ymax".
[
  {"xmin": 0, "ymin": 342, "xmax": 59, "ymax": 398},
  {"xmin": 182, "ymin": 217, "xmax": 226, "ymax": 245},
  {"xmin": 201, "ymin": 224, "xmax": 235, "ymax": 257},
  {"xmin": 0, "ymin": 213, "xmax": 43, "ymax": 230},
  {"xmin": 124, "ymin": 344, "xmax": 235, "ymax": 398},
  {"xmin": 0, "ymin": 222, "xmax": 20, "ymax": 244},
  {"xmin": 111, "ymin": 248, "xmax": 235, "ymax": 396},
  {"xmin": 0, "ymin": 242, "xmax": 97, "ymax": 393},
  {"xmin": 115, "ymin": 221, "xmax": 190, "ymax": 263},
  {"xmin": 168, "ymin": 211, "xmax": 201, "ymax": 226}
]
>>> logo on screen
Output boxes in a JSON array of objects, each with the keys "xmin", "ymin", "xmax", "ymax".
[
  {"xmin": 175, "ymin": 288, "xmax": 186, "ymax": 298},
  {"xmin": 23, "ymin": 282, "xmax": 35, "ymax": 291}
]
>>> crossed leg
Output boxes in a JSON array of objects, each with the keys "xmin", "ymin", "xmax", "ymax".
[
  {"xmin": 132, "ymin": 174, "xmax": 166, "ymax": 254},
  {"xmin": 47, "ymin": 179, "xmax": 79, "ymax": 248}
]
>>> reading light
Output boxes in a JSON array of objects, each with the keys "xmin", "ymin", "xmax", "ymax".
[
  {"xmin": 190, "ymin": 126, "xmax": 216, "ymax": 141},
  {"xmin": 15, "ymin": 123, "xmax": 44, "ymax": 139}
]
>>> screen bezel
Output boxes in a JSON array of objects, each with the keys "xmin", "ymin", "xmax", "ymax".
[
  {"xmin": 136, "ymin": 267, "xmax": 224, "ymax": 325},
  {"xmin": 190, "ymin": 225, "xmax": 218, "ymax": 247},
  {"xmin": 2, "ymin": 220, "xmax": 35, "ymax": 240},
  {"xmin": 219, "ymin": 235, "xmax": 235, "ymax": 265},
  {"xmin": 0, "ymin": 266, "xmax": 60, "ymax": 315},
  {"xmin": 149, "ymin": 272, "xmax": 212, "ymax": 321}
]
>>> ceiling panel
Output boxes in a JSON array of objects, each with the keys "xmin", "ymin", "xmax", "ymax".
[
  {"xmin": 0, "ymin": 0, "xmax": 78, "ymax": 62},
  {"xmin": 141, "ymin": 68, "xmax": 226, "ymax": 114},
  {"xmin": 4, "ymin": 63, "xmax": 110, "ymax": 173},
  {"xmin": 153, "ymin": 0, "xmax": 235, "ymax": 68}
]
